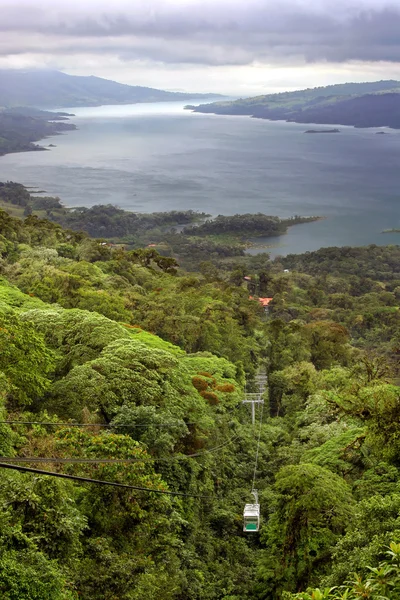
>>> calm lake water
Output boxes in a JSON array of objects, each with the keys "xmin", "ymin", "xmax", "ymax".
[{"xmin": 0, "ymin": 100, "xmax": 399, "ymax": 257}]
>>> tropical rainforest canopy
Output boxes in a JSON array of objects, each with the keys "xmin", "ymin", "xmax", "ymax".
[{"xmin": 0, "ymin": 192, "xmax": 399, "ymax": 599}]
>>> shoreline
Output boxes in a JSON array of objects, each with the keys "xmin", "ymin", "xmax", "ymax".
[
  {"xmin": 243, "ymin": 216, "xmax": 327, "ymax": 251},
  {"xmin": 187, "ymin": 105, "xmax": 395, "ymax": 131},
  {"xmin": 1, "ymin": 105, "xmax": 399, "ymax": 260},
  {"xmin": 1, "ymin": 104, "xmax": 393, "ymax": 164},
  {"xmin": 0, "ymin": 109, "xmax": 77, "ymax": 159}
]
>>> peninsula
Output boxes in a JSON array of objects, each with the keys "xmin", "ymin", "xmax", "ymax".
[
  {"xmin": 188, "ymin": 80, "xmax": 400, "ymax": 129},
  {"xmin": 0, "ymin": 181, "xmax": 322, "ymax": 270},
  {"xmin": 0, "ymin": 108, "xmax": 76, "ymax": 156}
]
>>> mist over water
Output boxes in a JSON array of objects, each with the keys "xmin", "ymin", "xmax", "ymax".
[{"xmin": 0, "ymin": 100, "xmax": 399, "ymax": 257}]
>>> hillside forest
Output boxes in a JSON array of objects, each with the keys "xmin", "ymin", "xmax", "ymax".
[
  {"xmin": 0, "ymin": 109, "xmax": 76, "ymax": 157},
  {"xmin": 0, "ymin": 182, "xmax": 320, "ymax": 271},
  {"xmin": 0, "ymin": 186, "xmax": 399, "ymax": 599},
  {"xmin": 189, "ymin": 80, "xmax": 400, "ymax": 129}
]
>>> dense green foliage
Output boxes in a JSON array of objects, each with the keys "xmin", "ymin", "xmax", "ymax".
[
  {"xmin": 49, "ymin": 204, "xmax": 210, "ymax": 239},
  {"xmin": 0, "ymin": 183, "xmax": 323, "ymax": 270},
  {"xmin": 285, "ymin": 542, "xmax": 400, "ymax": 599},
  {"xmin": 183, "ymin": 214, "xmax": 319, "ymax": 238},
  {"xmin": 0, "ymin": 199, "xmax": 399, "ymax": 598}
]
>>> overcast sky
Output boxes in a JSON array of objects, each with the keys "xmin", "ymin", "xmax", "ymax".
[{"xmin": 1, "ymin": 0, "xmax": 400, "ymax": 95}]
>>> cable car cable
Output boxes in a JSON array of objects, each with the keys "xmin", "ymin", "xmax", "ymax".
[
  {"xmin": 0, "ymin": 433, "xmax": 241, "ymax": 464},
  {"xmin": 0, "ymin": 405, "xmax": 243, "ymax": 429},
  {"xmin": 0, "ymin": 421, "xmax": 193, "ymax": 428},
  {"xmin": 251, "ymin": 400, "xmax": 264, "ymax": 494},
  {"xmin": 243, "ymin": 379, "xmax": 265, "ymax": 533},
  {"xmin": 0, "ymin": 462, "xmax": 213, "ymax": 498}
]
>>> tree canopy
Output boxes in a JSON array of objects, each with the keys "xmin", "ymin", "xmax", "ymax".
[{"xmin": 0, "ymin": 199, "xmax": 399, "ymax": 599}]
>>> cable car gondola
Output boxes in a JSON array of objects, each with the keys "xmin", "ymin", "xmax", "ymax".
[{"xmin": 243, "ymin": 490, "xmax": 260, "ymax": 532}]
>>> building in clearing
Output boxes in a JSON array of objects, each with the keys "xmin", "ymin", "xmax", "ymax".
[{"xmin": 249, "ymin": 296, "xmax": 273, "ymax": 312}]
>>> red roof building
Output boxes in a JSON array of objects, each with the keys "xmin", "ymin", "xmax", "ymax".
[
  {"xmin": 249, "ymin": 296, "xmax": 273, "ymax": 308},
  {"xmin": 258, "ymin": 297, "xmax": 273, "ymax": 307}
]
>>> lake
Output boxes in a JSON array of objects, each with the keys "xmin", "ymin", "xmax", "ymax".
[{"xmin": 0, "ymin": 100, "xmax": 399, "ymax": 257}]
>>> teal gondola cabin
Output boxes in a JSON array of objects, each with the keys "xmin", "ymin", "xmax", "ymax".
[{"xmin": 243, "ymin": 503, "xmax": 260, "ymax": 532}]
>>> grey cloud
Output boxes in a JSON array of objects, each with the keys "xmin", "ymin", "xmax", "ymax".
[{"xmin": 1, "ymin": 0, "xmax": 400, "ymax": 66}]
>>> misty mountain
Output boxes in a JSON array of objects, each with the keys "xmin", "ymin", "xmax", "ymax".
[
  {"xmin": 189, "ymin": 80, "xmax": 400, "ymax": 128},
  {"xmin": 0, "ymin": 69, "xmax": 220, "ymax": 108}
]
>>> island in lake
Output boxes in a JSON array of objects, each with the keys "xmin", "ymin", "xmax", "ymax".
[{"xmin": 304, "ymin": 129, "xmax": 340, "ymax": 134}]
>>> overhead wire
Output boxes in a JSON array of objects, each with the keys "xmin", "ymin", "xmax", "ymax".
[
  {"xmin": 0, "ymin": 462, "xmax": 212, "ymax": 498},
  {"xmin": 251, "ymin": 394, "xmax": 265, "ymax": 493},
  {"xmin": 0, "ymin": 391, "xmax": 253, "ymax": 498},
  {"xmin": 0, "ymin": 433, "xmax": 241, "ymax": 464},
  {"xmin": 0, "ymin": 421, "xmax": 196, "ymax": 428},
  {"xmin": 0, "ymin": 405, "xmax": 243, "ymax": 429}
]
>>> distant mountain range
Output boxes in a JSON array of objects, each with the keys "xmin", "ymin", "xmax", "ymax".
[
  {"xmin": 188, "ymin": 80, "xmax": 400, "ymax": 128},
  {"xmin": 0, "ymin": 69, "xmax": 221, "ymax": 108}
]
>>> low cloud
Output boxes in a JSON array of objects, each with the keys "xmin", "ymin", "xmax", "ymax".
[{"xmin": 1, "ymin": 0, "xmax": 400, "ymax": 67}]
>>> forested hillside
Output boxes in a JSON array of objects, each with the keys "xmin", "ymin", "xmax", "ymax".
[
  {"xmin": 0, "ymin": 109, "xmax": 76, "ymax": 156},
  {"xmin": 0, "ymin": 204, "xmax": 399, "ymax": 599},
  {"xmin": 0, "ymin": 182, "xmax": 321, "ymax": 270},
  {"xmin": 189, "ymin": 80, "xmax": 400, "ymax": 128}
]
